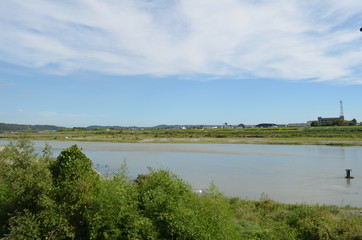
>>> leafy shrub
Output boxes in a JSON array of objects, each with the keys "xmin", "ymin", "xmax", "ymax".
[
  {"xmin": 136, "ymin": 169, "xmax": 238, "ymax": 240},
  {"xmin": 51, "ymin": 145, "xmax": 100, "ymax": 239},
  {"xmin": 0, "ymin": 140, "xmax": 74, "ymax": 239},
  {"xmin": 89, "ymin": 166, "xmax": 157, "ymax": 240}
]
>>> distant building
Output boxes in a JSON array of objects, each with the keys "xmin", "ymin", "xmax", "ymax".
[{"xmin": 317, "ymin": 116, "xmax": 344, "ymax": 126}]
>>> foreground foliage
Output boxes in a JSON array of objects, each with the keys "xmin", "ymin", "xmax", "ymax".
[
  {"xmin": 1, "ymin": 140, "xmax": 362, "ymax": 239},
  {"xmin": 231, "ymin": 197, "xmax": 362, "ymax": 240}
]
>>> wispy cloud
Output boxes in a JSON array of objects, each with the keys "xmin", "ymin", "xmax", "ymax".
[
  {"xmin": 0, "ymin": 81, "xmax": 14, "ymax": 86},
  {"xmin": 0, "ymin": 0, "xmax": 361, "ymax": 83}
]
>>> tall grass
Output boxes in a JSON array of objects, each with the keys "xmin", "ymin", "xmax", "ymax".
[{"xmin": 230, "ymin": 196, "xmax": 362, "ymax": 240}]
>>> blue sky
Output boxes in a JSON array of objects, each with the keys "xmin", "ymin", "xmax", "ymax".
[{"xmin": 1, "ymin": 0, "xmax": 362, "ymax": 127}]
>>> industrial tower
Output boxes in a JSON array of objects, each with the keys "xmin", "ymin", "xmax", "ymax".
[{"xmin": 340, "ymin": 100, "xmax": 344, "ymax": 120}]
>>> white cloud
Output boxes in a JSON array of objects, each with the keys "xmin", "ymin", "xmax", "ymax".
[{"xmin": 0, "ymin": 0, "xmax": 361, "ymax": 83}]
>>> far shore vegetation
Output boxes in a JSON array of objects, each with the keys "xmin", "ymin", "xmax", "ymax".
[
  {"xmin": 2, "ymin": 126, "xmax": 362, "ymax": 146},
  {"xmin": 1, "ymin": 139, "xmax": 362, "ymax": 239}
]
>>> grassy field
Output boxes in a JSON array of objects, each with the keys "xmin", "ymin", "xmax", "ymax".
[{"xmin": 2, "ymin": 126, "xmax": 362, "ymax": 146}]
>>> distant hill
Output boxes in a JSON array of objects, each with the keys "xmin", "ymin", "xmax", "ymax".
[
  {"xmin": 0, "ymin": 123, "xmax": 65, "ymax": 132},
  {"xmin": 86, "ymin": 125, "xmax": 139, "ymax": 130},
  {"xmin": 87, "ymin": 124, "xmax": 223, "ymax": 130},
  {"xmin": 0, "ymin": 123, "xmax": 227, "ymax": 132}
]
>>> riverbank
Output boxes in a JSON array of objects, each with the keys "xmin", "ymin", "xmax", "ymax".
[
  {"xmin": 2, "ymin": 136, "xmax": 362, "ymax": 146},
  {"xmin": 230, "ymin": 196, "xmax": 362, "ymax": 239},
  {"xmin": 1, "ymin": 139, "xmax": 362, "ymax": 239},
  {"xmin": 2, "ymin": 126, "xmax": 362, "ymax": 146}
]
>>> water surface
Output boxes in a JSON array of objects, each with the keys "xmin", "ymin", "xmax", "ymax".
[{"xmin": 1, "ymin": 140, "xmax": 361, "ymax": 207}]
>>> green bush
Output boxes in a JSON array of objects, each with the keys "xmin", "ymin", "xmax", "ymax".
[
  {"xmin": 0, "ymin": 140, "xmax": 74, "ymax": 239},
  {"xmin": 136, "ymin": 169, "xmax": 239, "ymax": 240},
  {"xmin": 89, "ymin": 167, "xmax": 157, "ymax": 239},
  {"xmin": 51, "ymin": 145, "xmax": 100, "ymax": 239}
]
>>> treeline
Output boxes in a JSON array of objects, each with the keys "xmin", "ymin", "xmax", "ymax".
[
  {"xmin": 1, "ymin": 140, "xmax": 362, "ymax": 239},
  {"xmin": 0, "ymin": 123, "xmax": 64, "ymax": 132}
]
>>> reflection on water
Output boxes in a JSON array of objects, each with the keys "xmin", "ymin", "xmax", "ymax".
[{"xmin": 1, "ymin": 140, "xmax": 361, "ymax": 207}]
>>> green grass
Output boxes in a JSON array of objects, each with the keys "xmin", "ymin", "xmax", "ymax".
[
  {"xmin": 230, "ymin": 196, "xmax": 362, "ymax": 240},
  {"xmin": 2, "ymin": 126, "xmax": 362, "ymax": 146}
]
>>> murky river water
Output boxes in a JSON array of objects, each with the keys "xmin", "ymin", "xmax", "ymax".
[{"xmin": 1, "ymin": 140, "xmax": 361, "ymax": 207}]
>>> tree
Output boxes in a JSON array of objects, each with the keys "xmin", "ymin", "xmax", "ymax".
[
  {"xmin": 310, "ymin": 121, "xmax": 319, "ymax": 127},
  {"xmin": 350, "ymin": 118, "xmax": 357, "ymax": 126},
  {"xmin": 0, "ymin": 139, "xmax": 73, "ymax": 239},
  {"xmin": 326, "ymin": 119, "xmax": 347, "ymax": 126},
  {"xmin": 51, "ymin": 145, "xmax": 100, "ymax": 239}
]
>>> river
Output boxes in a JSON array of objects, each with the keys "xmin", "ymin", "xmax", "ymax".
[{"xmin": 1, "ymin": 140, "xmax": 361, "ymax": 207}]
